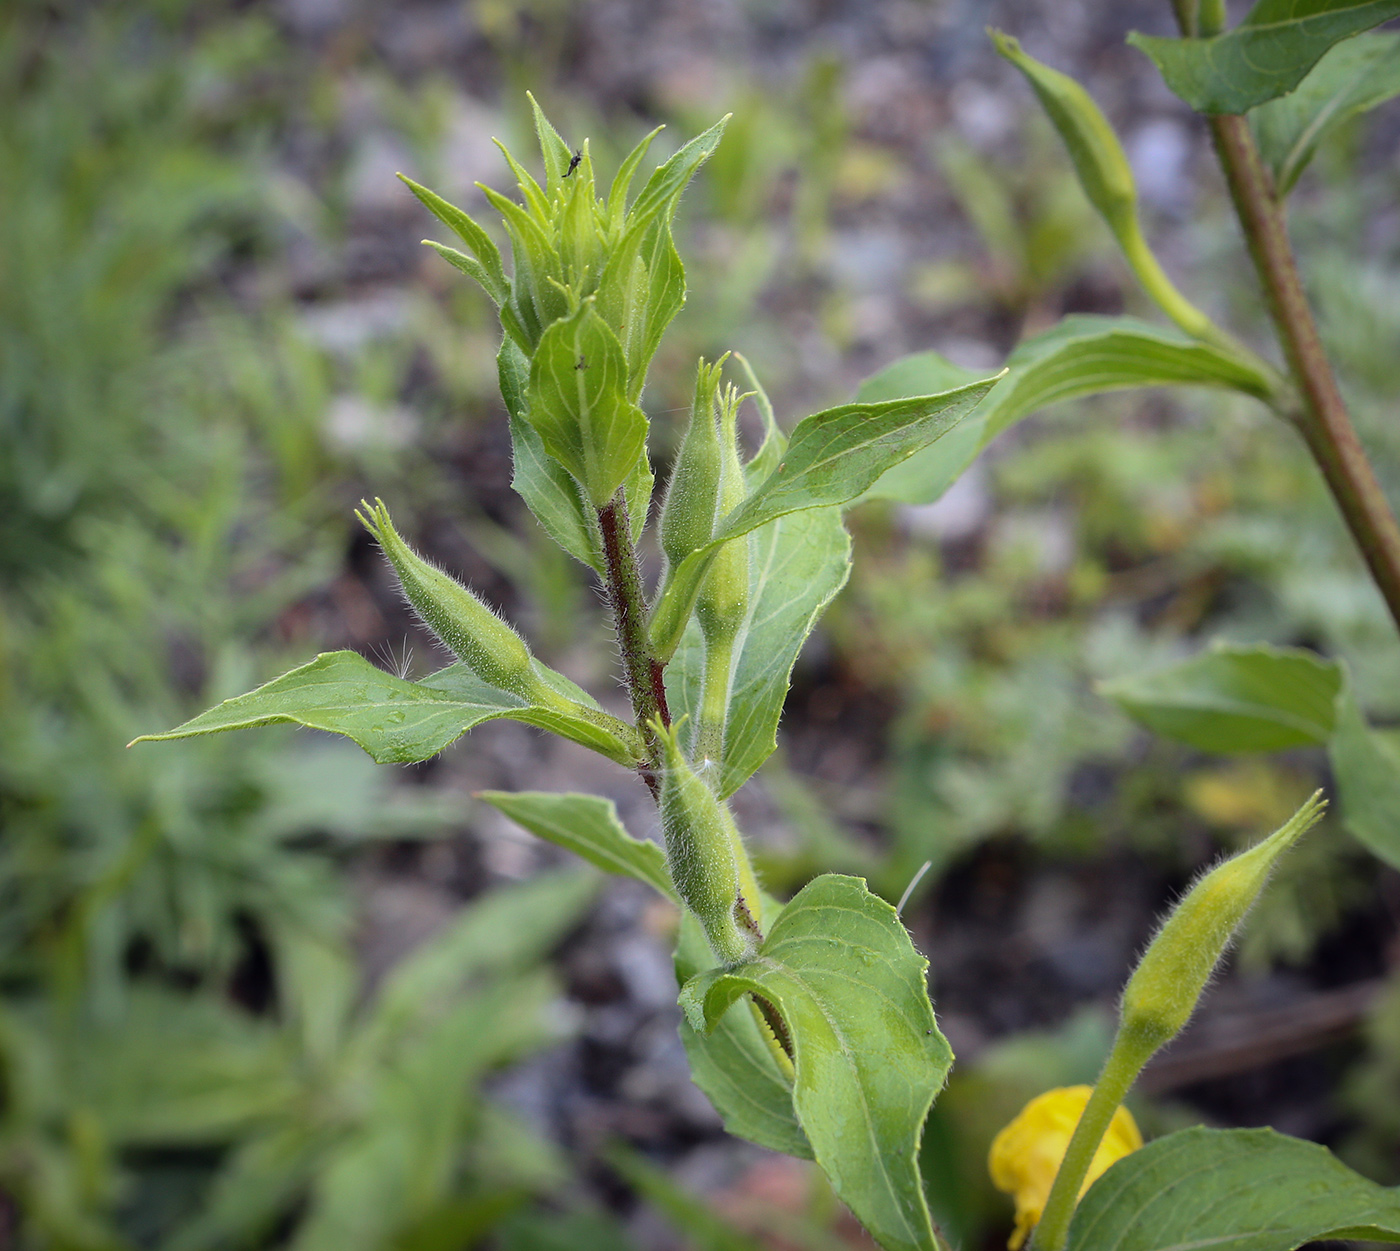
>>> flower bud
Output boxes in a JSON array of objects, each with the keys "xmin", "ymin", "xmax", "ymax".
[
  {"xmin": 695, "ymin": 383, "xmax": 750, "ymax": 642},
  {"xmin": 659, "ymin": 358, "xmax": 726, "ymax": 572},
  {"xmin": 357, "ymin": 499, "xmax": 562, "ymax": 707},
  {"xmin": 1120, "ymin": 792, "xmax": 1326, "ymax": 1053},
  {"xmin": 988, "ymin": 1087, "xmax": 1142, "ymax": 1251},
  {"xmin": 655, "ymin": 719, "xmax": 761, "ymax": 964}
]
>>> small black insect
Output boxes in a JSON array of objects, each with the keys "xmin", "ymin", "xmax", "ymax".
[
  {"xmin": 574, "ymin": 354, "xmax": 587, "ymax": 370},
  {"xmin": 564, "ymin": 148, "xmax": 582, "ymax": 178}
]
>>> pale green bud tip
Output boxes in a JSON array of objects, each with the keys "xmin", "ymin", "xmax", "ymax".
[{"xmin": 1121, "ymin": 791, "xmax": 1327, "ymax": 1053}]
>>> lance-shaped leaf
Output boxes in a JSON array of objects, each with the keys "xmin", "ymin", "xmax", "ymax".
[
  {"xmin": 527, "ymin": 299, "xmax": 649, "ymax": 507},
  {"xmin": 674, "ymin": 907, "xmax": 812, "ymax": 1160},
  {"xmin": 1253, "ymin": 32, "xmax": 1400, "ymax": 195},
  {"xmin": 650, "ymin": 374, "xmax": 998, "ymax": 659},
  {"xmin": 130, "ymin": 651, "xmax": 643, "ymax": 769},
  {"xmin": 477, "ymin": 791, "xmax": 676, "ymax": 900},
  {"xmin": 1129, "ymin": 0, "xmax": 1400, "ymax": 116},
  {"xmin": 1065, "ymin": 1126, "xmax": 1400, "ymax": 1251},
  {"xmin": 680, "ymin": 874, "xmax": 952, "ymax": 1251},
  {"xmin": 665, "ymin": 507, "xmax": 852, "ymax": 797},
  {"xmin": 398, "ymin": 175, "xmax": 508, "ymax": 305},
  {"xmin": 863, "ymin": 317, "xmax": 1277, "ymax": 505}
]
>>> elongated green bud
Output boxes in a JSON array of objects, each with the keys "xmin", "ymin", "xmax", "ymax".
[
  {"xmin": 659, "ymin": 357, "xmax": 727, "ymax": 571},
  {"xmin": 357, "ymin": 499, "xmax": 559, "ymax": 705},
  {"xmin": 694, "ymin": 384, "xmax": 752, "ymax": 766},
  {"xmin": 654, "ymin": 718, "xmax": 761, "ymax": 964},
  {"xmin": 990, "ymin": 30, "xmax": 1217, "ymax": 344},
  {"xmin": 1120, "ymin": 792, "xmax": 1327, "ymax": 1055}
]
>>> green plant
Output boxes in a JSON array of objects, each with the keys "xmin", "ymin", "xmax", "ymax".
[{"xmin": 141, "ymin": 7, "xmax": 1400, "ymax": 1240}]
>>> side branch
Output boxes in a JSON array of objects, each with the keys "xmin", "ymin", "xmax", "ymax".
[
  {"xmin": 1209, "ymin": 113, "xmax": 1400, "ymax": 636},
  {"xmin": 598, "ymin": 495, "xmax": 670, "ymax": 793}
]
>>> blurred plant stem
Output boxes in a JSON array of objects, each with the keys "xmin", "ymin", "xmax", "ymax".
[{"xmin": 1200, "ymin": 79, "xmax": 1400, "ymax": 636}]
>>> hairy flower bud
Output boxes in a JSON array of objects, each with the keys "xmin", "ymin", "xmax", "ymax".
[
  {"xmin": 1120, "ymin": 792, "xmax": 1327, "ymax": 1053},
  {"xmin": 357, "ymin": 499, "xmax": 563, "ymax": 707},
  {"xmin": 655, "ymin": 719, "xmax": 761, "ymax": 964},
  {"xmin": 659, "ymin": 357, "xmax": 727, "ymax": 572}
]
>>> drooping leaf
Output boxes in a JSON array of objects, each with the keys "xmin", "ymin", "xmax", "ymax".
[
  {"xmin": 1330, "ymin": 680, "xmax": 1400, "ymax": 869},
  {"xmin": 674, "ymin": 908, "xmax": 811, "ymax": 1159},
  {"xmin": 680, "ymin": 875, "xmax": 952, "ymax": 1251},
  {"xmin": 863, "ymin": 317, "xmax": 1274, "ymax": 504},
  {"xmin": 1129, "ymin": 0, "xmax": 1400, "ymax": 115},
  {"xmin": 527, "ymin": 299, "xmax": 650, "ymax": 507},
  {"xmin": 477, "ymin": 791, "xmax": 676, "ymax": 900},
  {"xmin": 131, "ymin": 651, "xmax": 643, "ymax": 769},
  {"xmin": 1065, "ymin": 1125, "xmax": 1400, "ymax": 1251},
  {"xmin": 650, "ymin": 375, "xmax": 997, "ymax": 658},
  {"xmin": 1253, "ymin": 32, "xmax": 1400, "ymax": 194},
  {"xmin": 665, "ymin": 506, "xmax": 852, "ymax": 797},
  {"xmin": 1097, "ymin": 642, "xmax": 1342, "ymax": 753}
]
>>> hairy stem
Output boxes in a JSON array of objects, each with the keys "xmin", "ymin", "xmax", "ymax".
[
  {"xmin": 598, "ymin": 495, "xmax": 670, "ymax": 791},
  {"xmin": 1031, "ymin": 1030, "xmax": 1153, "ymax": 1251},
  {"xmin": 1207, "ymin": 113, "xmax": 1400, "ymax": 636}
]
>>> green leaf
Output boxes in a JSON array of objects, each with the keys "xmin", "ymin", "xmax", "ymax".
[
  {"xmin": 864, "ymin": 317, "xmax": 1274, "ymax": 505},
  {"xmin": 528, "ymin": 92, "xmax": 574, "ymax": 189},
  {"xmin": 605, "ymin": 1144, "xmax": 766, "ymax": 1251},
  {"xmin": 674, "ymin": 907, "xmax": 812, "ymax": 1159},
  {"xmin": 1330, "ymin": 679, "xmax": 1400, "ymax": 869},
  {"xmin": 131, "ymin": 650, "xmax": 643, "ymax": 769},
  {"xmin": 527, "ymin": 299, "xmax": 650, "ymax": 507},
  {"xmin": 501, "ymin": 338, "xmax": 606, "ymax": 574},
  {"xmin": 680, "ymin": 874, "xmax": 952, "ymax": 1251},
  {"xmin": 476, "ymin": 791, "xmax": 677, "ymax": 900},
  {"xmin": 1253, "ymin": 32, "xmax": 1400, "ymax": 194},
  {"xmin": 1065, "ymin": 1125, "xmax": 1400, "ymax": 1251},
  {"xmin": 624, "ymin": 115, "xmax": 729, "ymax": 236},
  {"xmin": 650, "ymin": 374, "xmax": 997, "ymax": 658},
  {"xmin": 1129, "ymin": 0, "xmax": 1400, "ymax": 115},
  {"xmin": 1098, "ymin": 642, "xmax": 1342, "ymax": 753},
  {"xmin": 665, "ymin": 507, "xmax": 852, "ymax": 797},
  {"xmin": 398, "ymin": 174, "xmax": 508, "ymax": 304}
]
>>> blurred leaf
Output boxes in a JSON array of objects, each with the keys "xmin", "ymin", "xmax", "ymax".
[
  {"xmin": 1066, "ymin": 1126, "xmax": 1400, "ymax": 1250},
  {"xmin": 666, "ymin": 506, "xmax": 852, "ymax": 798},
  {"xmin": 132, "ymin": 650, "xmax": 642, "ymax": 769},
  {"xmin": 477, "ymin": 791, "xmax": 676, "ymax": 899},
  {"xmin": 681, "ymin": 875, "xmax": 950, "ymax": 1251},
  {"xmin": 371, "ymin": 868, "xmax": 599, "ymax": 1034},
  {"xmin": 1128, "ymin": 0, "xmax": 1400, "ymax": 115},
  {"xmin": 652, "ymin": 376, "xmax": 997, "ymax": 658},
  {"xmin": 605, "ymin": 1143, "xmax": 765, "ymax": 1251},
  {"xmin": 674, "ymin": 907, "xmax": 812, "ymax": 1160},
  {"xmin": 1330, "ymin": 682, "xmax": 1400, "ymax": 868},
  {"xmin": 863, "ymin": 317, "xmax": 1275, "ymax": 505},
  {"xmin": 1253, "ymin": 33, "xmax": 1400, "ymax": 194},
  {"xmin": 1098, "ymin": 642, "xmax": 1341, "ymax": 752}
]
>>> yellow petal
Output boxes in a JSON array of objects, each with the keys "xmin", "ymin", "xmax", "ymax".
[{"xmin": 988, "ymin": 1086, "xmax": 1142, "ymax": 1250}]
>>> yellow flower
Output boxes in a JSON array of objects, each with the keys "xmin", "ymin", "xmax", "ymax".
[{"xmin": 987, "ymin": 1086, "xmax": 1142, "ymax": 1250}]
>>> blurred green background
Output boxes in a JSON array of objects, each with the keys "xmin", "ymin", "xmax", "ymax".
[{"xmin": 4, "ymin": 1, "xmax": 1400, "ymax": 1248}]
